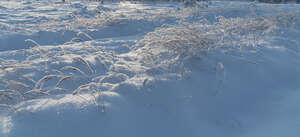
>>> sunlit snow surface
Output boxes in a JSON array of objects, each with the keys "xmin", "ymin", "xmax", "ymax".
[{"xmin": 0, "ymin": 0, "xmax": 300, "ymax": 137}]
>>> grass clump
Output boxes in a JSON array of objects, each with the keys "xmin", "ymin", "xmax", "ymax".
[{"xmin": 136, "ymin": 16, "xmax": 276, "ymax": 74}]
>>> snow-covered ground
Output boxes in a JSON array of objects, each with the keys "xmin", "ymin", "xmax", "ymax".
[{"xmin": 0, "ymin": 0, "xmax": 300, "ymax": 137}]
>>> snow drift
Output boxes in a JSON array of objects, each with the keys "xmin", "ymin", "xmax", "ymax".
[{"xmin": 0, "ymin": 1, "xmax": 300, "ymax": 137}]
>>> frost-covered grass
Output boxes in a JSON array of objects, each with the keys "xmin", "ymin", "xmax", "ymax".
[
  {"xmin": 135, "ymin": 16, "xmax": 276, "ymax": 70},
  {"xmin": 1, "ymin": 1, "xmax": 300, "ymax": 137}
]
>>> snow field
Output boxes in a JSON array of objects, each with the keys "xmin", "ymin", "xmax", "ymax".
[{"xmin": 0, "ymin": 1, "xmax": 300, "ymax": 137}]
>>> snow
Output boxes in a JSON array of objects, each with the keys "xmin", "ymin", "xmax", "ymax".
[{"xmin": 0, "ymin": 0, "xmax": 300, "ymax": 137}]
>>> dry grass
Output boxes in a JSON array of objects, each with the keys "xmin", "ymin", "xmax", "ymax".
[
  {"xmin": 95, "ymin": 56, "xmax": 108, "ymax": 70},
  {"xmin": 8, "ymin": 80, "xmax": 30, "ymax": 89},
  {"xmin": 61, "ymin": 66, "xmax": 89, "ymax": 78},
  {"xmin": 56, "ymin": 76, "xmax": 73, "ymax": 87},
  {"xmin": 77, "ymin": 32, "xmax": 93, "ymax": 40},
  {"xmin": 0, "ymin": 90, "xmax": 23, "ymax": 99},
  {"xmin": 48, "ymin": 88, "xmax": 69, "ymax": 93},
  {"xmin": 24, "ymin": 89, "xmax": 50, "ymax": 96},
  {"xmin": 25, "ymin": 39, "xmax": 40, "ymax": 47},
  {"xmin": 35, "ymin": 75, "xmax": 59, "ymax": 89},
  {"xmin": 72, "ymin": 84, "xmax": 90, "ymax": 95},
  {"xmin": 73, "ymin": 57, "xmax": 94, "ymax": 74}
]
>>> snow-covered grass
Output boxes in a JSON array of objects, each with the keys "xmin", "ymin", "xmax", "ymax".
[{"xmin": 1, "ymin": 0, "xmax": 300, "ymax": 137}]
